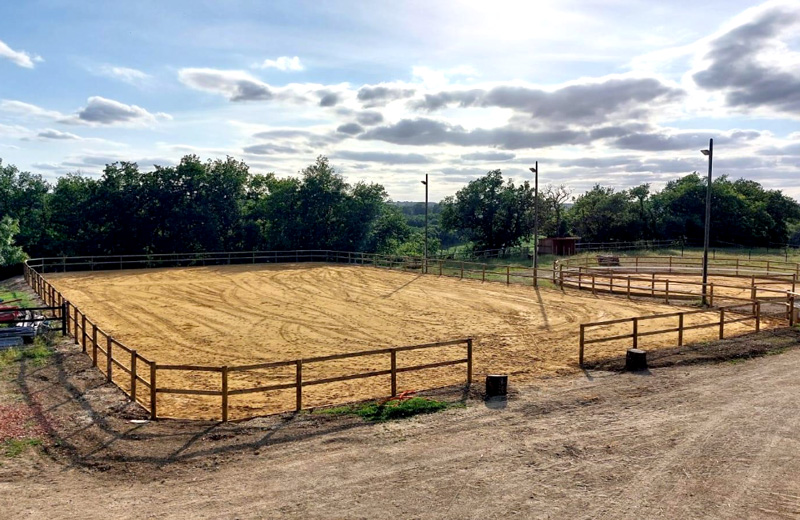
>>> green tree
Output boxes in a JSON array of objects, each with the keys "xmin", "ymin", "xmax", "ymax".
[
  {"xmin": 440, "ymin": 170, "xmax": 536, "ymax": 250},
  {"xmin": 0, "ymin": 216, "xmax": 27, "ymax": 265},
  {"xmin": 567, "ymin": 186, "xmax": 638, "ymax": 242}
]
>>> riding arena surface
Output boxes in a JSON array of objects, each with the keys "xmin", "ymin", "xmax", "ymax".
[{"xmin": 46, "ymin": 263, "xmax": 761, "ymax": 419}]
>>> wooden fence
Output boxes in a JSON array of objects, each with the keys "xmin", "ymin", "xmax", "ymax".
[
  {"xmin": 25, "ymin": 249, "xmax": 560, "ymax": 289},
  {"xmin": 557, "ymin": 254, "xmax": 800, "ymax": 277},
  {"xmin": 577, "ymin": 299, "xmax": 799, "ymax": 367},
  {"xmin": 557, "ymin": 268, "xmax": 797, "ymax": 306},
  {"xmin": 23, "ymin": 256, "xmax": 473, "ymax": 421}
]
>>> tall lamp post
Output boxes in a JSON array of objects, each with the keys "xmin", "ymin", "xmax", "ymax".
[
  {"xmin": 529, "ymin": 162, "xmax": 539, "ymax": 287},
  {"xmin": 701, "ymin": 139, "xmax": 713, "ymax": 306},
  {"xmin": 421, "ymin": 174, "xmax": 428, "ymax": 274}
]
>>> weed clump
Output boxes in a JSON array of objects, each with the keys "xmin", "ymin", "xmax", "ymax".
[{"xmin": 319, "ymin": 397, "xmax": 451, "ymax": 422}]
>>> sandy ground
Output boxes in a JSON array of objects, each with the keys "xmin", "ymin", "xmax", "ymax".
[
  {"xmin": 44, "ymin": 264, "xmax": 765, "ymax": 419},
  {"xmin": 2, "ymin": 328, "xmax": 799, "ymax": 519}
]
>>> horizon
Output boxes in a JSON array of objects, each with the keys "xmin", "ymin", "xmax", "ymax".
[{"xmin": 2, "ymin": 0, "xmax": 800, "ymax": 201}]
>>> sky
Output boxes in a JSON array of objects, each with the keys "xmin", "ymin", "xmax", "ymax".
[{"xmin": 1, "ymin": 0, "xmax": 800, "ymax": 201}]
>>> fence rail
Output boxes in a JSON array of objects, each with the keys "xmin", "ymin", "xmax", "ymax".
[
  {"xmin": 578, "ymin": 298, "xmax": 798, "ymax": 367},
  {"xmin": 556, "ymin": 254, "xmax": 800, "ymax": 277},
  {"xmin": 23, "ymin": 252, "xmax": 476, "ymax": 421},
  {"xmin": 557, "ymin": 268, "xmax": 797, "ymax": 306}
]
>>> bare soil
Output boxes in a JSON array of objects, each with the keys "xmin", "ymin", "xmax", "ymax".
[
  {"xmin": 1, "ymin": 325, "xmax": 799, "ymax": 519},
  {"xmin": 44, "ymin": 264, "xmax": 764, "ymax": 419}
]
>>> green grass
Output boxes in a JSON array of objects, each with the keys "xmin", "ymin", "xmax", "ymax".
[
  {"xmin": 317, "ymin": 397, "xmax": 452, "ymax": 422},
  {"xmin": 0, "ymin": 337, "xmax": 53, "ymax": 370},
  {"xmin": 0, "ymin": 288, "xmax": 33, "ymax": 308},
  {"xmin": 2, "ymin": 438, "xmax": 42, "ymax": 457}
]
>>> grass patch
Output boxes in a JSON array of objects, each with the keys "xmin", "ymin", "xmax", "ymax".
[
  {"xmin": 0, "ymin": 288, "xmax": 32, "ymax": 308},
  {"xmin": 2, "ymin": 438, "xmax": 42, "ymax": 457},
  {"xmin": 317, "ymin": 397, "xmax": 452, "ymax": 422},
  {"xmin": 766, "ymin": 347, "xmax": 789, "ymax": 356},
  {"xmin": 0, "ymin": 336, "xmax": 53, "ymax": 370}
]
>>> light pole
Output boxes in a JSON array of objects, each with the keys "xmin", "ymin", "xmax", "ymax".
[
  {"xmin": 701, "ymin": 139, "xmax": 713, "ymax": 306},
  {"xmin": 529, "ymin": 162, "xmax": 539, "ymax": 287},
  {"xmin": 421, "ymin": 174, "xmax": 428, "ymax": 274}
]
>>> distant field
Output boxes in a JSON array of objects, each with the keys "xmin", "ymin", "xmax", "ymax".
[{"xmin": 47, "ymin": 264, "xmax": 759, "ymax": 419}]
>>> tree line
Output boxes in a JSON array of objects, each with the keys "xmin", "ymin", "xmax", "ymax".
[
  {"xmin": 442, "ymin": 170, "xmax": 800, "ymax": 250},
  {"xmin": 0, "ymin": 155, "xmax": 411, "ymax": 260},
  {"xmin": 1, "ymin": 155, "xmax": 799, "ymax": 265}
]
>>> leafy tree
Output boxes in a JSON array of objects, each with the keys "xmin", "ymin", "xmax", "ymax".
[
  {"xmin": 542, "ymin": 184, "xmax": 571, "ymax": 237},
  {"xmin": 0, "ymin": 216, "xmax": 26, "ymax": 265},
  {"xmin": 567, "ymin": 186, "xmax": 639, "ymax": 242},
  {"xmin": 0, "ymin": 160, "xmax": 49, "ymax": 256},
  {"xmin": 440, "ymin": 170, "xmax": 536, "ymax": 250}
]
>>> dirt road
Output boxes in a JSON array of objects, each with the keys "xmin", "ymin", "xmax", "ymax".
[
  {"xmin": 46, "ymin": 264, "xmax": 760, "ymax": 419},
  {"xmin": 3, "ymin": 330, "xmax": 799, "ymax": 519}
]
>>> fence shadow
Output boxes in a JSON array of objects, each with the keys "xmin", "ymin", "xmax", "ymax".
[
  {"xmin": 15, "ymin": 341, "xmax": 471, "ymax": 472},
  {"xmin": 582, "ymin": 328, "xmax": 799, "ymax": 372}
]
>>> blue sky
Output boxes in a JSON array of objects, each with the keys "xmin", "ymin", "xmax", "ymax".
[{"xmin": 1, "ymin": 0, "xmax": 800, "ymax": 200}]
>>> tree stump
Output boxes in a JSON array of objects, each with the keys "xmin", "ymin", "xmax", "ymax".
[
  {"xmin": 626, "ymin": 348, "xmax": 647, "ymax": 371},
  {"xmin": 485, "ymin": 374, "xmax": 508, "ymax": 397}
]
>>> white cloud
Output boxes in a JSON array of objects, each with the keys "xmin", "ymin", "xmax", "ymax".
[
  {"xmin": 255, "ymin": 56, "xmax": 304, "ymax": 71},
  {"xmin": 179, "ymin": 68, "xmax": 274, "ymax": 101},
  {"xmin": 0, "ymin": 38, "xmax": 42, "ymax": 68},
  {"xmin": 0, "ymin": 100, "xmax": 65, "ymax": 119},
  {"xmin": 37, "ymin": 129, "xmax": 81, "ymax": 140},
  {"xmin": 97, "ymin": 65, "xmax": 152, "ymax": 86},
  {"xmin": 61, "ymin": 96, "xmax": 171, "ymax": 126}
]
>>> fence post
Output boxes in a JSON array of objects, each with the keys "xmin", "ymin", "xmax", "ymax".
[
  {"xmin": 651, "ymin": 273, "xmax": 655, "ymax": 297},
  {"xmin": 579, "ymin": 325, "xmax": 585, "ymax": 367},
  {"xmin": 591, "ymin": 274, "xmax": 596, "ymax": 295},
  {"xmin": 92, "ymin": 325, "xmax": 98, "ymax": 367},
  {"xmin": 793, "ymin": 273, "xmax": 797, "ymax": 293},
  {"xmin": 709, "ymin": 283, "xmax": 714, "ymax": 307},
  {"xmin": 461, "ymin": 261, "xmax": 464, "ymax": 279},
  {"xmin": 295, "ymin": 360, "xmax": 303, "ymax": 412},
  {"xmin": 390, "ymin": 349, "xmax": 398, "ymax": 396},
  {"xmin": 150, "ymin": 363, "xmax": 157, "ymax": 420},
  {"xmin": 73, "ymin": 307, "xmax": 79, "ymax": 344},
  {"xmin": 790, "ymin": 296, "xmax": 796, "ymax": 327},
  {"xmin": 506, "ymin": 266, "xmax": 510, "ymax": 285},
  {"xmin": 755, "ymin": 302, "xmax": 760, "ymax": 332},
  {"xmin": 221, "ymin": 366, "xmax": 229, "ymax": 422},
  {"xmin": 559, "ymin": 264, "xmax": 564, "ymax": 289},
  {"xmin": 678, "ymin": 313, "xmax": 684, "ymax": 346},
  {"xmin": 751, "ymin": 275, "xmax": 756, "ymax": 300},
  {"xmin": 439, "ymin": 260, "xmax": 443, "ymax": 276},
  {"xmin": 81, "ymin": 314, "xmax": 87, "ymax": 353},
  {"xmin": 719, "ymin": 309, "xmax": 725, "ymax": 339},
  {"xmin": 632, "ymin": 318, "xmax": 639, "ymax": 349},
  {"xmin": 106, "ymin": 336, "xmax": 113, "ymax": 382},
  {"xmin": 61, "ymin": 301, "xmax": 68, "ymax": 335},
  {"xmin": 130, "ymin": 351, "xmax": 137, "ymax": 402},
  {"xmin": 466, "ymin": 339, "xmax": 473, "ymax": 386},
  {"xmin": 627, "ymin": 277, "xmax": 631, "ymax": 299},
  {"xmin": 482, "ymin": 264, "xmax": 486, "ymax": 282}
]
